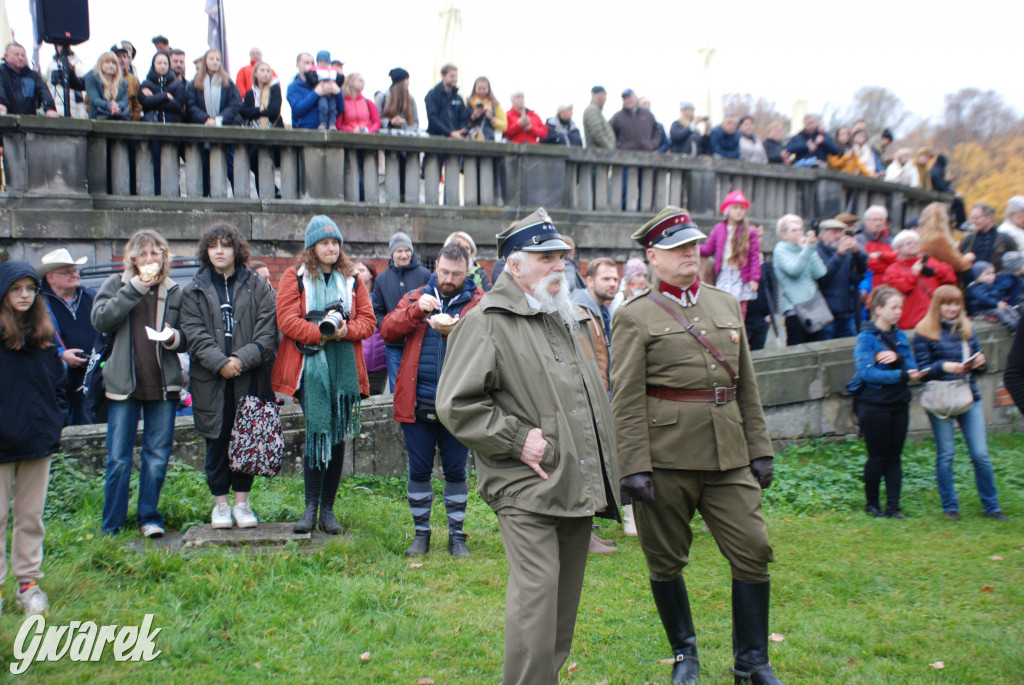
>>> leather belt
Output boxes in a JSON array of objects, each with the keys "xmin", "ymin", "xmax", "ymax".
[{"xmin": 647, "ymin": 385, "xmax": 737, "ymax": 405}]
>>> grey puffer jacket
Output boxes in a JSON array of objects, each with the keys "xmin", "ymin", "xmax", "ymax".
[
  {"xmin": 91, "ymin": 272, "xmax": 186, "ymax": 401},
  {"xmin": 179, "ymin": 265, "xmax": 278, "ymax": 439}
]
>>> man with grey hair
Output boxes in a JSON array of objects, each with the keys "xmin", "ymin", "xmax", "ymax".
[
  {"xmin": 0, "ymin": 42, "xmax": 58, "ymax": 116},
  {"xmin": 785, "ymin": 113, "xmax": 839, "ymax": 164},
  {"xmin": 438, "ymin": 208, "xmax": 620, "ymax": 685},
  {"xmin": 962, "ymin": 202, "xmax": 1017, "ymax": 272},
  {"xmin": 855, "ymin": 205, "xmax": 891, "ymax": 250},
  {"xmin": 544, "ymin": 104, "xmax": 583, "ymax": 147},
  {"xmin": 997, "ymin": 196, "xmax": 1024, "ymax": 249}
]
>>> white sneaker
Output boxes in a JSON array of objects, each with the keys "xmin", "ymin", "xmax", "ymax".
[
  {"xmin": 233, "ymin": 502, "xmax": 258, "ymax": 529},
  {"xmin": 141, "ymin": 523, "xmax": 165, "ymax": 538},
  {"xmin": 623, "ymin": 504, "xmax": 638, "ymax": 537},
  {"xmin": 211, "ymin": 503, "xmax": 233, "ymax": 529},
  {"xmin": 16, "ymin": 584, "xmax": 48, "ymax": 615}
]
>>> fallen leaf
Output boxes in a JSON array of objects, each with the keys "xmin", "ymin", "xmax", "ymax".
[
  {"xmin": 454, "ymin": 625, "xmax": 460, "ymax": 634},
  {"xmin": 567, "ymin": 662, "xmax": 578, "ymax": 673},
  {"xmin": 416, "ymin": 679, "xmax": 435, "ymax": 684},
  {"xmin": 941, "ymin": 532, "xmax": 952, "ymax": 538},
  {"xmin": 410, "ymin": 562, "xmax": 424, "ymax": 569},
  {"xmin": 254, "ymin": 663, "xmax": 262, "ymax": 669},
  {"xmin": 784, "ymin": 518, "xmax": 792, "ymax": 523},
  {"xmin": 930, "ymin": 661, "xmax": 945, "ymax": 669},
  {"xmin": 595, "ymin": 680, "xmax": 610, "ymax": 685},
  {"xmin": 360, "ymin": 652, "xmax": 371, "ymax": 662},
  {"xmin": 981, "ymin": 585, "xmax": 994, "ymax": 592},
  {"xmin": 990, "ymin": 555, "xmax": 1004, "ymax": 561},
  {"xmin": 847, "ymin": 657, "xmax": 856, "ymax": 664},
  {"xmin": 769, "ymin": 633, "xmax": 785, "ymax": 642}
]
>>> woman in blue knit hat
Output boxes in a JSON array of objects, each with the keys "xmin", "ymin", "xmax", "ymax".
[{"xmin": 271, "ymin": 216, "xmax": 376, "ymax": 534}]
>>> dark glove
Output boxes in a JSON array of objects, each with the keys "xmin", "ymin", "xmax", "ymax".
[
  {"xmin": 750, "ymin": 457, "xmax": 774, "ymax": 489},
  {"xmin": 620, "ymin": 472, "xmax": 655, "ymax": 503}
]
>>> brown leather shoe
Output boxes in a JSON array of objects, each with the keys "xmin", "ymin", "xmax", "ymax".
[{"xmin": 588, "ymin": 532, "xmax": 617, "ymax": 554}]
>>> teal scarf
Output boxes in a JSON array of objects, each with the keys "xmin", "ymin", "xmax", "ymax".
[{"xmin": 303, "ymin": 268, "xmax": 361, "ymax": 469}]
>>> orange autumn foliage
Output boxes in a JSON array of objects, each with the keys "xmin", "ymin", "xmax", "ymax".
[{"xmin": 950, "ymin": 134, "xmax": 1024, "ymax": 221}]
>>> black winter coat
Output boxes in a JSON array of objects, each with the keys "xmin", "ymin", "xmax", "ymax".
[
  {"xmin": 141, "ymin": 69, "xmax": 187, "ymax": 123},
  {"xmin": 0, "ymin": 262, "xmax": 66, "ymax": 464},
  {"xmin": 240, "ymin": 83, "xmax": 283, "ymax": 128},
  {"xmin": 185, "ymin": 79, "xmax": 242, "ymax": 125},
  {"xmin": 371, "ymin": 255, "xmax": 432, "ymax": 331}
]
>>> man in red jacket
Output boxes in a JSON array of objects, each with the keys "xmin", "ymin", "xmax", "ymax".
[
  {"xmin": 505, "ymin": 91, "xmax": 548, "ymax": 144},
  {"xmin": 381, "ymin": 243, "xmax": 485, "ymax": 558}
]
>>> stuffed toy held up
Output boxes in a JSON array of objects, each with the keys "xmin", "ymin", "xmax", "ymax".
[{"xmin": 915, "ymin": 201, "xmax": 975, "ymax": 273}]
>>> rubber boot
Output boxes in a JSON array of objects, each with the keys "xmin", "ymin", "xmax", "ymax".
[
  {"xmin": 405, "ymin": 530, "xmax": 431, "ymax": 557},
  {"xmin": 318, "ymin": 505, "xmax": 342, "ymax": 535},
  {"xmin": 731, "ymin": 579, "xmax": 784, "ymax": 685},
  {"xmin": 448, "ymin": 532, "xmax": 470, "ymax": 558},
  {"xmin": 650, "ymin": 577, "xmax": 700, "ymax": 684},
  {"xmin": 293, "ymin": 502, "xmax": 318, "ymax": 534},
  {"xmin": 588, "ymin": 532, "xmax": 617, "ymax": 554}
]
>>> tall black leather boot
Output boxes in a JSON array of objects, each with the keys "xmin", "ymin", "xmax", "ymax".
[
  {"xmin": 650, "ymin": 577, "xmax": 700, "ymax": 684},
  {"xmin": 293, "ymin": 502, "xmax": 318, "ymax": 534},
  {"xmin": 731, "ymin": 579, "xmax": 784, "ymax": 685}
]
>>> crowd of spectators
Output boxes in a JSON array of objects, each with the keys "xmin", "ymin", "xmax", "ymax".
[{"xmin": 17, "ymin": 36, "xmax": 965, "ymax": 190}]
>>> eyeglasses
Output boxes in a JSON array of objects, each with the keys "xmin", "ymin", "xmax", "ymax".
[
  {"xmin": 8, "ymin": 285, "xmax": 40, "ymax": 296},
  {"xmin": 51, "ymin": 268, "xmax": 79, "ymax": 277}
]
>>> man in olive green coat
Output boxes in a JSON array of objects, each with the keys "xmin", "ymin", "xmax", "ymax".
[
  {"xmin": 437, "ymin": 208, "xmax": 620, "ymax": 685},
  {"xmin": 610, "ymin": 207, "xmax": 785, "ymax": 685}
]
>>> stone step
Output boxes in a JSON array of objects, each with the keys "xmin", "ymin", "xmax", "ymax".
[{"xmin": 181, "ymin": 523, "xmax": 314, "ymax": 549}]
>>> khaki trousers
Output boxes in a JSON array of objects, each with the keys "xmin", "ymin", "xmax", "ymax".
[
  {"xmin": 635, "ymin": 466, "xmax": 773, "ymax": 582},
  {"xmin": 497, "ymin": 509, "xmax": 592, "ymax": 685},
  {"xmin": 0, "ymin": 456, "xmax": 51, "ymax": 583}
]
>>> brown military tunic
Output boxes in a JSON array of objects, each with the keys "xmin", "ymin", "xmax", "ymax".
[{"xmin": 610, "ymin": 284, "xmax": 774, "ymax": 581}]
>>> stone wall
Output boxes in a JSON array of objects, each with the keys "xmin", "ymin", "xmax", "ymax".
[{"xmin": 58, "ymin": 322, "xmax": 1024, "ymax": 475}]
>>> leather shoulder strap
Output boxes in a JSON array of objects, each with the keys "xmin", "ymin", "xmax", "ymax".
[{"xmin": 647, "ymin": 290, "xmax": 739, "ymax": 383}]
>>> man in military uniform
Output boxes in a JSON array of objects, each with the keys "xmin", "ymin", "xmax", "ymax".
[
  {"xmin": 610, "ymin": 207, "xmax": 784, "ymax": 685},
  {"xmin": 438, "ymin": 208, "xmax": 620, "ymax": 685}
]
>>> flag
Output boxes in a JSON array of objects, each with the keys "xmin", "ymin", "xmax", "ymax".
[{"xmin": 205, "ymin": 0, "xmax": 229, "ymax": 72}]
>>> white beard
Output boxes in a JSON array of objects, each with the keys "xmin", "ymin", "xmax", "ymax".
[{"xmin": 531, "ymin": 272, "xmax": 580, "ymax": 335}]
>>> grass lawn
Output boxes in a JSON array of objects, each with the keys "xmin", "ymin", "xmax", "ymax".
[{"xmin": 0, "ymin": 433, "xmax": 1021, "ymax": 683}]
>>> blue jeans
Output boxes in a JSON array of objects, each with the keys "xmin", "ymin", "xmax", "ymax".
[
  {"xmin": 401, "ymin": 420, "xmax": 468, "ymax": 484},
  {"xmin": 385, "ymin": 345, "xmax": 404, "ymax": 393},
  {"xmin": 818, "ymin": 313, "xmax": 859, "ymax": 341},
  {"xmin": 927, "ymin": 400, "xmax": 1001, "ymax": 514},
  {"xmin": 102, "ymin": 399, "xmax": 177, "ymax": 534}
]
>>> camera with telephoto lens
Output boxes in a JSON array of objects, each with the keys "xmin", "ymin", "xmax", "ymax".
[{"xmin": 317, "ymin": 300, "xmax": 350, "ymax": 336}]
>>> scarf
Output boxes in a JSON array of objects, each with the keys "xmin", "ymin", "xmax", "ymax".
[
  {"xmin": 302, "ymin": 267, "xmax": 361, "ymax": 468},
  {"xmin": 204, "ymin": 75, "xmax": 222, "ymax": 117}
]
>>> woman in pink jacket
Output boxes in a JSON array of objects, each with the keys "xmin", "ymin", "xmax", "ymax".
[
  {"xmin": 700, "ymin": 189, "xmax": 761, "ymax": 315},
  {"xmin": 337, "ymin": 73, "xmax": 381, "ymax": 133}
]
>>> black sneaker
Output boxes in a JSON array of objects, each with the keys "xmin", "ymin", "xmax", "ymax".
[
  {"xmin": 885, "ymin": 508, "xmax": 905, "ymax": 520},
  {"xmin": 986, "ymin": 510, "xmax": 1010, "ymax": 522},
  {"xmin": 944, "ymin": 511, "xmax": 961, "ymax": 522},
  {"xmin": 864, "ymin": 504, "xmax": 884, "ymax": 518}
]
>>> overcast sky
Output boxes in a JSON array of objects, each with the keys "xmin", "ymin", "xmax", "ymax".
[{"xmin": 10, "ymin": 0, "xmax": 1023, "ymax": 136}]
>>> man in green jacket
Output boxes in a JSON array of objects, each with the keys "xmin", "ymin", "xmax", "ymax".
[
  {"xmin": 437, "ymin": 208, "xmax": 620, "ymax": 685},
  {"xmin": 610, "ymin": 207, "xmax": 784, "ymax": 685},
  {"xmin": 582, "ymin": 85, "xmax": 615, "ymax": 150}
]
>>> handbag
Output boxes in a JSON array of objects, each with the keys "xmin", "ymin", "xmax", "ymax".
[
  {"xmin": 792, "ymin": 288, "xmax": 834, "ymax": 334},
  {"xmin": 920, "ymin": 340, "xmax": 974, "ymax": 419},
  {"xmin": 228, "ymin": 344, "xmax": 284, "ymax": 477}
]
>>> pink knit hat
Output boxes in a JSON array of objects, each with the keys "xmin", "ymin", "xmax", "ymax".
[
  {"xmin": 623, "ymin": 258, "xmax": 647, "ymax": 282},
  {"xmin": 719, "ymin": 189, "xmax": 750, "ymax": 214}
]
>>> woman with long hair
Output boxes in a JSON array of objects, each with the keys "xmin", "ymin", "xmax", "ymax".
[
  {"xmin": 240, "ymin": 61, "xmax": 282, "ymax": 128},
  {"xmin": 849, "ymin": 286, "xmax": 921, "ymax": 518},
  {"xmin": 465, "ymin": 76, "xmax": 507, "ymax": 141},
  {"xmin": 84, "ymin": 51, "xmax": 129, "ymax": 120},
  {"xmin": 700, "ymin": 190, "xmax": 761, "ymax": 316},
  {"xmin": 376, "ymin": 68, "xmax": 418, "ymax": 132},
  {"xmin": 0, "ymin": 262, "xmax": 64, "ymax": 614},
  {"xmin": 91, "ymin": 229, "xmax": 187, "ymax": 538},
  {"xmin": 186, "ymin": 49, "xmax": 241, "ymax": 126},
  {"xmin": 338, "ymin": 73, "xmax": 381, "ymax": 133},
  {"xmin": 913, "ymin": 285, "xmax": 1009, "ymax": 521},
  {"xmin": 180, "ymin": 223, "xmax": 278, "ymax": 530},
  {"xmin": 271, "ymin": 216, "xmax": 376, "ymax": 534}
]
